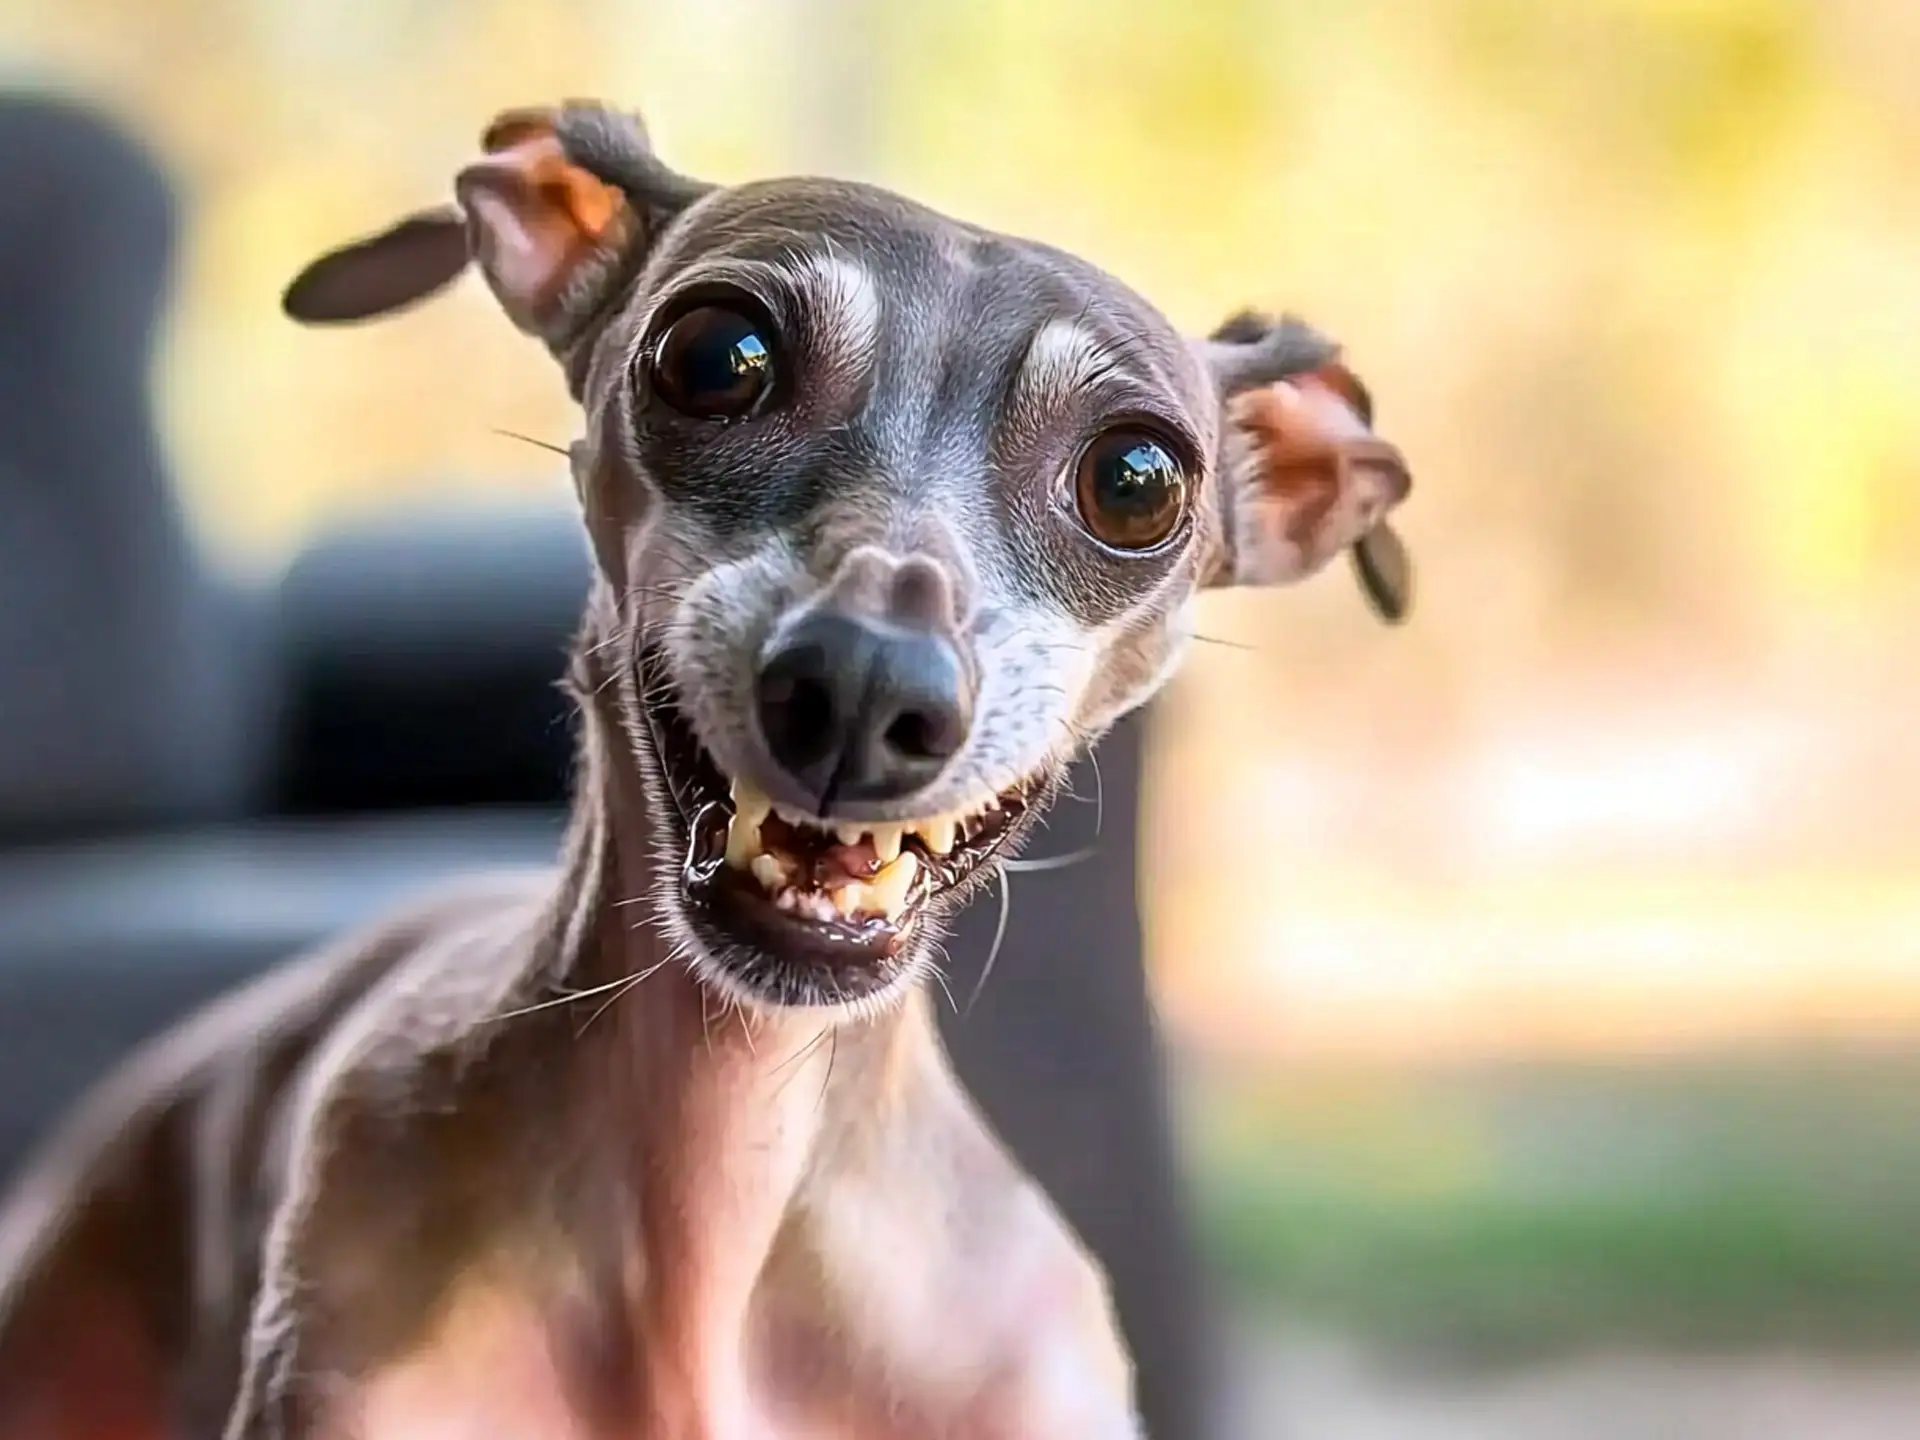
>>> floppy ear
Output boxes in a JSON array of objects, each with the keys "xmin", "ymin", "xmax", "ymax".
[
  {"xmin": 279, "ymin": 207, "xmax": 472, "ymax": 326},
  {"xmin": 1198, "ymin": 311, "xmax": 1415, "ymax": 623},
  {"xmin": 282, "ymin": 101, "xmax": 709, "ymax": 363}
]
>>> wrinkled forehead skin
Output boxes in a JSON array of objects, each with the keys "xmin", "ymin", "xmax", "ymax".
[
  {"xmin": 634, "ymin": 175, "xmax": 1216, "ymax": 441},
  {"xmin": 576, "ymin": 177, "xmax": 1222, "ymax": 613}
]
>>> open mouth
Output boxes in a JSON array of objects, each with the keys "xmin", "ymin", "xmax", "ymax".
[{"xmin": 636, "ymin": 650, "xmax": 1035, "ymax": 1000}]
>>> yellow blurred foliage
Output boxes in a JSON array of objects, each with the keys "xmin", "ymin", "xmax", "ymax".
[{"xmin": 3, "ymin": 0, "xmax": 1916, "ymax": 1061}]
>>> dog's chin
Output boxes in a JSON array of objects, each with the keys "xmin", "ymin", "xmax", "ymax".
[{"xmin": 632, "ymin": 648, "xmax": 1049, "ymax": 1017}]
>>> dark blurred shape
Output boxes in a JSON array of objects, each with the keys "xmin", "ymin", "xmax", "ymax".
[
  {"xmin": 942, "ymin": 713, "xmax": 1217, "ymax": 1439},
  {"xmin": 0, "ymin": 93, "xmax": 268, "ymax": 841},
  {"xmin": 0, "ymin": 92, "xmax": 1212, "ymax": 1438},
  {"xmin": 272, "ymin": 503, "xmax": 588, "ymax": 813}
]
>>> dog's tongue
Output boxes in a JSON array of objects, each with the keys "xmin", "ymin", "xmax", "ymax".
[{"xmin": 818, "ymin": 836, "xmax": 881, "ymax": 886}]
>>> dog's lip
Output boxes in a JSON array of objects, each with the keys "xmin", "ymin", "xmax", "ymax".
[
  {"xmin": 677, "ymin": 725, "xmax": 999, "ymax": 836},
  {"xmin": 633, "ymin": 647, "xmax": 1035, "ymax": 954},
  {"xmin": 685, "ymin": 806, "xmax": 907, "ymax": 959}
]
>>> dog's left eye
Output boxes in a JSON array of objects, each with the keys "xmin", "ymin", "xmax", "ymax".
[
  {"xmin": 1072, "ymin": 430, "xmax": 1189, "ymax": 552},
  {"xmin": 650, "ymin": 304, "xmax": 776, "ymax": 420}
]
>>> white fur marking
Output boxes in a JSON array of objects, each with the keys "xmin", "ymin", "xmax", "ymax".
[
  {"xmin": 789, "ymin": 252, "xmax": 882, "ymax": 372},
  {"xmin": 1015, "ymin": 317, "xmax": 1111, "ymax": 414}
]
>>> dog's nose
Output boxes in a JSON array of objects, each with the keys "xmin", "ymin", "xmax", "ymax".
[{"xmin": 755, "ymin": 610, "xmax": 973, "ymax": 807}]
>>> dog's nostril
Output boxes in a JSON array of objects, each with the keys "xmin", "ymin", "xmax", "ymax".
[
  {"xmin": 778, "ymin": 675, "xmax": 838, "ymax": 762},
  {"xmin": 883, "ymin": 706, "xmax": 961, "ymax": 763},
  {"xmin": 756, "ymin": 651, "xmax": 841, "ymax": 774},
  {"xmin": 754, "ymin": 612, "xmax": 973, "ymax": 805}
]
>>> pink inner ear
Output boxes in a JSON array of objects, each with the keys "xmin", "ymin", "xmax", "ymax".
[
  {"xmin": 462, "ymin": 187, "xmax": 559, "ymax": 327},
  {"xmin": 1220, "ymin": 375, "xmax": 1412, "ymax": 587},
  {"xmin": 452, "ymin": 132, "xmax": 629, "ymax": 340}
]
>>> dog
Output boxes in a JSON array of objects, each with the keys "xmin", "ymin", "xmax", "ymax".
[{"xmin": 0, "ymin": 99, "xmax": 1413, "ymax": 1439}]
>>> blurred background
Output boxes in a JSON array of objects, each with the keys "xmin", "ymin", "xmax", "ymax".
[{"xmin": 3, "ymin": 0, "xmax": 1919, "ymax": 1434}]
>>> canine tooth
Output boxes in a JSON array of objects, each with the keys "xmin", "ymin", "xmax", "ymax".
[
  {"xmin": 725, "ymin": 814, "xmax": 760, "ymax": 868},
  {"xmin": 730, "ymin": 777, "xmax": 772, "ymax": 825},
  {"xmin": 831, "ymin": 881, "xmax": 871, "ymax": 916},
  {"xmin": 834, "ymin": 823, "xmax": 867, "ymax": 847},
  {"xmin": 869, "ymin": 852, "xmax": 919, "ymax": 917},
  {"xmin": 726, "ymin": 780, "xmax": 773, "ymax": 868},
  {"xmin": 917, "ymin": 816, "xmax": 958, "ymax": 856},
  {"xmin": 750, "ymin": 854, "xmax": 786, "ymax": 892},
  {"xmin": 869, "ymin": 824, "xmax": 903, "ymax": 865}
]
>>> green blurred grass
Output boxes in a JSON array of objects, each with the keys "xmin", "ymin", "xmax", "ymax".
[{"xmin": 1187, "ymin": 1045, "xmax": 1920, "ymax": 1360}]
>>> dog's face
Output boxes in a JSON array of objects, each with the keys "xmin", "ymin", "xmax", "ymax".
[{"xmin": 284, "ymin": 103, "xmax": 1414, "ymax": 1015}]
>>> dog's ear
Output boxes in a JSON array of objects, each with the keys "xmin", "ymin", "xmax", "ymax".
[
  {"xmin": 1197, "ymin": 311, "xmax": 1415, "ymax": 623},
  {"xmin": 279, "ymin": 206, "xmax": 473, "ymax": 326},
  {"xmin": 283, "ymin": 102, "xmax": 709, "ymax": 359}
]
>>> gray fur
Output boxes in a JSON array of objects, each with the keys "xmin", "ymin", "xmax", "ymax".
[{"xmin": 0, "ymin": 100, "xmax": 1414, "ymax": 1440}]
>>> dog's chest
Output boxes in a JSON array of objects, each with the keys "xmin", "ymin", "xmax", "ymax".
[
  {"xmin": 329, "ymin": 1288, "xmax": 935, "ymax": 1440},
  {"xmin": 336, "ymin": 1283, "xmax": 600, "ymax": 1440},
  {"xmin": 332, "ymin": 1219, "xmax": 1126, "ymax": 1440}
]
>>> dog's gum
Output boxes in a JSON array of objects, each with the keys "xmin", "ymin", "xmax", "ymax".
[
  {"xmin": 755, "ymin": 814, "xmax": 884, "ymax": 886},
  {"xmin": 715, "ymin": 780, "xmax": 1031, "ymax": 920}
]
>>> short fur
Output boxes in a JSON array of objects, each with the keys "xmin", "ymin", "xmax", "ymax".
[{"xmin": 0, "ymin": 100, "xmax": 1414, "ymax": 1439}]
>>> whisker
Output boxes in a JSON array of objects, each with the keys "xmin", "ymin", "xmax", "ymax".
[
  {"xmin": 491, "ymin": 427, "xmax": 571, "ymax": 458},
  {"xmin": 701, "ymin": 987, "xmax": 718, "ymax": 1056},
  {"xmin": 575, "ymin": 958, "xmax": 671, "ymax": 1038},
  {"xmin": 817, "ymin": 1029, "xmax": 839, "ymax": 1114},
  {"xmin": 1081, "ymin": 747, "xmax": 1106, "ymax": 841},
  {"xmin": 492, "ymin": 958, "xmax": 664, "ymax": 1022},
  {"xmin": 581, "ymin": 944, "xmax": 686, "ymax": 1036},
  {"xmin": 583, "ymin": 632, "xmax": 635, "ymax": 659},
  {"xmin": 928, "ymin": 959, "xmax": 960, "ymax": 1015},
  {"xmin": 1188, "ymin": 631, "xmax": 1260, "ymax": 652},
  {"xmin": 965, "ymin": 865, "xmax": 1013, "ymax": 1016},
  {"xmin": 773, "ymin": 1025, "xmax": 832, "ymax": 1082},
  {"xmin": 999, "ymin": 846, "xmax": 1098, "ymax": 873}
]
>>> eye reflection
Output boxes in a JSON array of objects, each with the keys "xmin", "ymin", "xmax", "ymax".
[
  {"xmin": 650, "ymin": 304, "xmax": 776, "ymax": 419},
  {"xmin": 1073, "ymin": 430, "xmax": 1187, "ymax": 551}
]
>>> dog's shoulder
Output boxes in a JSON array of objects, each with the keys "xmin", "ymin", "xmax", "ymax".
[
  {"xmin": 0, "ymin": 869, "xmax": 558, "ymax": 1317},
  {"xmin": 278, "ymin": 867, "xmax": 573, "ymax": 1128}
]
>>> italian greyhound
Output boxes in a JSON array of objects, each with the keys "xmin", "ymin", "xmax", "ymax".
[{"xmin": 0, "ymin": 99, "xmax": 1413, "ymax": 1439}]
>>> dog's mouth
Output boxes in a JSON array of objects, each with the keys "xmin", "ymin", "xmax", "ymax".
[{"xmin": 637, "ymin": 649, "xmax": 1034, "ymax": 1000}]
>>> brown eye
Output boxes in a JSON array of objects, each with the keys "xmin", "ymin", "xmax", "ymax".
[
  {"xmin": 1073, "ymin": 430, "xmax": 1188, "ymax": 551},
  {"xmin": 649, "ymin": 304, "xmax": 776, "ymax": 419}
]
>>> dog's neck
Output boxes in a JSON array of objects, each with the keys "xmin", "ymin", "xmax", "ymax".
[{"xmin": 544, "ymin": 625, "xmax": 941, "ymax": 1424}]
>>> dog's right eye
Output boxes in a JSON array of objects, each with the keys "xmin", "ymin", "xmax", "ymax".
[
  {"xmin": 649, "ymin": 304, "xmax": 776, "ymax": 420},
  {"xmin": 1072, "ymin": 428, "xmax": 1189, "ymax": 553}
]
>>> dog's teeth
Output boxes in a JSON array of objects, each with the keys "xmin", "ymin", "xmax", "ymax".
[
  {"xmin": 749, "ymin": 853, "xmax": 786, "ymax": 893},
  {"xmin": 731, "ymin": 777, "xmax": 772, "ymax": 825},
  {"xmin": 869, "ymin": 824, "xmax": 903, "ymax": 865},
  {"xmin": 869, "ymin": 852, "xmax": 919, "ymax": 917},
  {"xmin": 916, "ymin": 816, "xmax": 958, "ymax": 856},
  {"xmin": 834, "ymin": 823, "xmax": 866, "ymax": 847},
  {"xmin": 726, "ymin": 779, "xmax": 774, "ymax": 868},
  {"xmin": 831, "ymin": 881, "xmax": 870, "ymax": 916},
  {"xmin": 725, "ymin": 815, "xmax": 759, "ymax": 868}
]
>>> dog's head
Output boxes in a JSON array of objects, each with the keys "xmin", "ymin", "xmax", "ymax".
[{"xmin": 284, "ymin": 101, "xmax": 1414, "ymax": 1015}]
